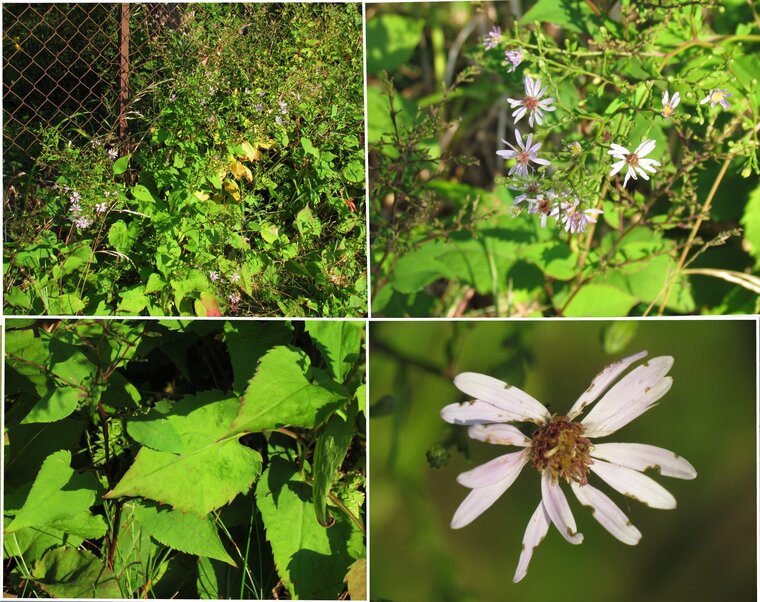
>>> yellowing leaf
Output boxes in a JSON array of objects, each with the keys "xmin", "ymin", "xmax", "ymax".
[
  {"xmin": 239, "ymin": 142, "xmax": 261, "ymax": 162},
  {"xmin": 222, "ymin": 179, "xmax": 241, "ymax": 202},
  {"xmin": 194, "ymin": 191, "xmax": 210, "ymax": 202},
  {"xmin": 229, "ymin": 159, "xmax": 253, "ymax": 183}
]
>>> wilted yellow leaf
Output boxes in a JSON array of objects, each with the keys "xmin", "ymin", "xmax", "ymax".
[
  {"xmin": 229, "ymin": 159, "xmax": 253, "ymax": 183},
  {"xmin": 222, "ymin": 179, "xmax": 242, "ymax": 202},
  {"xmin": 239, "ymin": 142, "xmax": 261, "ymax": 162},
  {"xmin": 194, "ymin": 191, "xmax": 210, "ymax": 202}
]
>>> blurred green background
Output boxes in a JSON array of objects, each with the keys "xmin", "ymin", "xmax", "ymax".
[{"xmin": 369, "ymin": 319, "xmax": 757, "ymax": 602}]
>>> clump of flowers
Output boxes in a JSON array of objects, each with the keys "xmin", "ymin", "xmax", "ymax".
[{"xmin": 440, "ymin": 350, "xmax": 696, "ymax": 582}]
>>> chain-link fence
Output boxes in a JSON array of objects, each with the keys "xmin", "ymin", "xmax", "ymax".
[{"xmin": 3, "ymin": 3, "xmax": 185, "ymax": 176}]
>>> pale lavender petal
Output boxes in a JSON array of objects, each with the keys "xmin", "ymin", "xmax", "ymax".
[
  {"xmin": 507, "ymin": 98, "xmax": 522, "ymax": 107},
  {"xmin": 513, "ymin": 107, "xmax": 527, "ymax": 123},
  {"xmin": 453, "ymin": 372, "xmax": 551, "ymax": 423},
  {"xmin": 671, "ymin": 92, "xmax": 680, "ymax": 108},
  {"xmin": 456, "ymin": 450, "xmax": 529, "ymax": 488},
  {"xmin": 468, "ymin": 423, "xmax": 531, "ymax": 446},
  {"xmin": 570, "ymin": 481, "xmax": 642, "ymax": 545},
  {"xmin": 591, "ymin": 443, "xmax": 697, "ymax": 479},
  {"xmin": 662, "ymin": 90, "xmax": 669, "ymax": 106},
  {"xmin": 609, "ymin": 160, "xmax": 626, "ymax": 177},
  {"xmin": 532, "ymin": 157, "xmax": 551, "ymax": 166},
  {"xmin": 514, "ymin": 129, "xmax": 524, "ymax": 148},
  {"xmin": 589, "ymin": 459, "xmax": 677, "ymax": 509},
  {"xmin": 539, "ymin": 100, "xmax": 557, "ymax": 111},
  {"xmin": 440, "ymin": 400, "xmax": 524, "ymax": 425},
  {"xmin": 634, "ymin": 139, "xmax": 656, "ymax": 158},
  {"xmin": 567, "ymin": 351, "xmax": 648, "ymax": 420},
  {"xmin": 719, "ymin": 98, "xmax": 730, "ymax": 109},
  {"xmin": 496, "ymin": 149, "xmax": 517, "ymax": 160},
  {"xmin": 581, "ymin": 356, "xmax": 674, "ymax": 437},
  {"xmin": 528, "ymin": 112, "xmax": 535, "ymax": 128},
  {"xmin": 513, "ymin": 501, "xmax": 551, "ymax": 583},
  {"xmin": 534, "ymin": 110, "xmax": 544, "ymax": 126},
  {"xmin": 538, "ymin": 84, "xmax": 549, "ymax": 98},
  {"xmin": 540, "ymin": 472, "xmax": 583, "ymax": 544}
]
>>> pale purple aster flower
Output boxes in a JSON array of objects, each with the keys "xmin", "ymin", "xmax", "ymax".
[
  {"xmin": 69, "ymin": 191, "xmax": 82, "ymax": 204},
  {"xmin": 254, "ymin": 102, "xmax": 264, "ymax": 112},
  {"xmin": 700, "ymin": 88, "xmax": 731, "ymax": 109},
  {"xmin": 440, "ymin": 351, "xmax": 696, "ymax": 583},
  {"xmin": 209, "ymin": 270, "xmax": 220, "ymax": 282},
  {"xmin": 229, "ymin": 291, "xmax": 242, "ymax": 304},
  {"xmin": 169, "ymin": 93, "xmax": 177, "ymax": 102},
  {"xmin": 74, "ymin": 216, "xmax": 93, "ymax": 229},
  {"xmin": 608, "ymin": 139, "xmax": 660, "ymax": 187},
  {"xmin": 509, "ymin": 174, "xmax": 542, "ymax": 207},
  {"xmin": 661, "ymin": 90, "xmax": 680, "ymax": 119},
  {"xmin": 528, "ymin": 190, "xmax": 560, "ymax": 228},
  {"xmin": 505, "ymin": 48, "xmax": 523, "ymax": 73},
  {"xmin": 275, "ymin": 115, "xmax": 284, "ymax": 126},
  {"xmin": 95, "ymin": 202, "xmax": 108, "ymax": 214},
  {"xmin": 278, "ymin": 100, "xmax": 288, "ymax": 114},
  {"xmin": 229, "ymin": 272, "xmax": 241, "ymax": 283},
  {"xmin": 552, "ymin": 199, "xmax": 603, "ymax": 234},
  {"xmin": 507, "ymin": 76, "xmax": 557, "ymax": 127},
  {"xmin": 496, "ymin": 130, "xmax": 551, "ymax": 178},
  {"xmin": 482, "ymin": 26, "xmax": 502, "ymax": 51},
  {"xmin": 107, "ymin": 148, "xmax": 119, "ymax": 160}
]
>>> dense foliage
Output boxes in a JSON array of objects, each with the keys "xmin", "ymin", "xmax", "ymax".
[
  {"xmin": 4, "ymin": 4, "xmax": 366, "ymax": 317},
  {"xmin": 368, "ymin": 0, "xmax": 759, "ymax": 316},
  {"xmin": 3, "ymin": 319, "xmax": 366, "ymax": 599}
]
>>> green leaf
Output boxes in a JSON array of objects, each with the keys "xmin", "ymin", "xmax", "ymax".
[
  {"xmin": 740, "ymin": 183, "xmax": 760, "ymax": 268},
  {"xmin": 131, "ymin": 500, "xmax": 236, "ymax": 566},
  {"xmin": 21, "ymin": 386, "xmax": 84, "ymax": 424},
  {"xmin": 224, "ymin": 321, "xmax": 294, "ymax": 393},
  {"xmin": 300, "ymin": 136, "xmax": 320, "ymax": 159},
  {"xmin": 113, "ymin": 154, "xmax": 131, "ymax": 175},
  {"xmin": 112, "ymin": 502, "xmax": 156, "ymax": 593},
  {"xmin": 6, "ymin": 450, "xmax": 103, "ymax": 533},
  {"xmin": 520, "ymin": 242, "xmax": 579, "ymax": 281},
  {"xmin": 106, "ymin": 393, "xmax": 262, "ymax": 516},
  {"xmin": 116, "ymin": 286, "xmax": 149, "ymax": 314},
  {"xmin": 355, "ymin": 384, "xmax": 366, "ymax": 416},
  {"xmin": 313, "ymin": 401, "xmax": 357, "ymax": 526},
  {"xmin": 60, "ymin": 244, "xmax": 94, "ymax": 276},
  {"xmin": 127, "ymin": 410, "xmax": 185, "ymax": 454},
  {"xmin": 520, "ymin": 0, "xmax": 592, "ymax": 33},
  {"xmin": 256, "ymin": 456, "xmax": 364, "ymax": 599},
  {"xmin": 108, "ymin": 220, "xmax": 139, "ymax": 253},
  {"xmin": 341, "ymin": 159, "xmax": 365, "ymax": 183},
  {"xmin": 602, "ymin": 321, "xmax": 639, "ymax": 354},
  {"xmin": 31, "ymin": 547, "xmax": 121, "ymax": 598},
  {"xmin": 366, "ymin": 14, "xmax": 424, "ymax": 75},
  {"xmin": 305, "ymin": 321, "xmax": 362, "ymax": 383},
  {"xmin": 227, "ymin": 346, "xmax": 342, "ymax": 436},
  {"xmin": 561, "ymin": 284, "xmax": 638, "ymax": 317},
  {"xmin": 391, "ymin": 241, "xmax": 453, "ymax": 294}
]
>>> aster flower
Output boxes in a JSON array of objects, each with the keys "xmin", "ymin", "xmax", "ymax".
[
  {"xmin": 608, "ymin": 139, "xmax": 660, "ymax": 187},
  {"xmin": 209, "ymin": 270, "xmax": 220, "ymax": 282},
  {"xmin": 440, "ymin": 351, "xmax": 696, "ymax": 583},
  {"xmin": 507, "ymin": 76, "xmax": 557, "ymax": 127},
  {"xmin": 95, "ymin": 202, "xmax": 108, "ymax": 214},
  {"xmin": 74, "ymin": 216, "xmax": 93, "ymax": 229},
  {"xmin": 661, "ymin": 90, "xmax": 680, "ymax": 119},
  {"xmin": 567, "ymin": 141, "xmax": 582, "ymax": 157},
  {"xmin": 107, "ymin": 148, "xmax": 119, "ymax": 160},
  {"xmin": 69, "ymin": 191, "xmax": 82, "ymax": 204},
  {"xmin": 504, "ymin": 47, "xmax": 523, "ymax": 73},
  {"xmin": 496, "ymin": 130, "xmax": 551, "ymax": 178},
  {"xmin": 528, "ymin": 190, "xmax": 560, "ymax": 228},
  {"xmin": 509, "ymin": 174, "xmax": 543, "ymax": 207},
  {"xmin": 482, "ymin": 26, "xmax": 502, "ymax": 51},
  {"xmin": 700, "ymin": 88, "xmax": 731, "ymax": 110},
  {"xmin": 551, "ymin": 199, "xmax": 603, "ymax": 234},
  {"xmin": 229, "ymin": 272, "xmax": 241, "ymax": 283}
]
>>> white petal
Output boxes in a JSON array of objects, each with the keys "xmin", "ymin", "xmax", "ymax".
[
  {"xmin": 451, "ymin": 459, "xmax": 527, "ymax": 529},
  {"xmin": 496, "ymin": 149, "xmax": 517, "ymax": 160},
  {"xmin": 513, "ymin": 107, "xmax": 527, "ymax": 123},
  {"xmin": 672, "ymin": 92, "xmax": 681, "ymax": 108},
  {"xmin": 507, "ymin": 98, "xmax": 521, "ymax": 107},
  {"xmin": 540, "ymin": 472, "xmax": 583, "ymax": 544},
  {"xmin": 440, "ymin": 400, "xmax": 524, "ymax": 425},
  {"xmin": 635, "ymin": 168, "xmax": 650, "ymax": 181},
  {"xmin": 468, "ymin": 423, "xmax": 531, "ymax": 447},
  {"xmin": 589, "ymin": 460, "xmax": 677, "ymax": 509},
  {"xmin": 608, "ymin": 143, "xmax": 630, "ymax": 156},
  {"xmin": 638, "ymin": 158, "xmax": 660, "ymax": 172},
  {"xmin": 622, "ymin": 166, "xmax": 633, "ymax": 187},
  {"xmin": 453, "ymin": 372, "xmax": 551, "ymax": 423},
  {"xmin": 524, "ymin": 132, "xmax": 534, "ymax": 149},
  {"xmin": 634, "ymin": 139, "xmax": 656, "ymax": 157},
  {"xmin": 529, "ymin": 139, "xmax": 542, "ymax": 153},
  {"xmin": 534, "ymin": 110, "xmax": 543, "ymax": 126},
  {"xmin": 581, "ymin": 356, "xmax": 674, "ymax": 437},
  {"xmin": 609, "ymin": 160, "xmax": 626, "ymax": 177},
  {"xmin": 700, "ymin": 95, "xmax": 710, "ymax": 104},
  {"xmin": 537, "ymin": 84, "xmax": 549, "ymax": 98},
  {"xmin": 523, "ymin": 75, "xmax": 533, "ymax": 95},
  {"xmin": 662, "ymin": 90, "xmax": 669, "ymax": 106},
  {"xmin": 532, "ymin": 157, "xmax": 551, "ymax": 166},
  {"xmin": 514, "ymin": 129, "xmax": 524, "ymax": 148},
  {"xmin": 513, "ymin": 501, "xmax": 551, "ymax": 583},
  {"xmin": 457, "ymin": 450, "xmax": 529, "ymax": 488},
  {"xmin": 570, "ymin": 481, "xmax": 642, "ymax": 545},
  {"xmin": 591, "ymin": 443, "xmax": 697, "ymax": 479},
  {"xmin": 527, "ymin": 111, "xmax": 535, "ymax": 128},
  {"xmin": 567, "ymin": 351, "xmax": 648, "ymax": 420}
]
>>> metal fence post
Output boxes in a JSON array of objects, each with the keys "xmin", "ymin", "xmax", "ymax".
[{"xmin": 118, "ymin": 3, "xmax": 130, "ymax": 143}]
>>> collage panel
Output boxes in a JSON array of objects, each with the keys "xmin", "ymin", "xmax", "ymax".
[
  {"xmin": 369, "ymin": 319, "xmax": 756, "ymax": 601},
  {"xmin": 367, "ymin": 2, "xmax": 759, "ymax": 317},
  {"xmin": 3, "ymin": 3, "xmax": 367, "ymax": 318},
  {"xmin": 3, "ymin": 318, "xmax": 366, "ymax": 599}
]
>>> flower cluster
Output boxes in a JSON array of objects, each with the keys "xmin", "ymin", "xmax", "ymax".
[{"xmin": 440, "ymin": 351, "xmax": 697, "ymax": 582}]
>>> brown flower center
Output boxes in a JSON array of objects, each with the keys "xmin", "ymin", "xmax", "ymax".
[
  {"xmin": 517, "ymin": 150, "xmax": 531, "ymax": 165},
  {"xmin": 524, "ymin": 96, "xmax": 539, "ymax": 111},
  {"xmin": 530, "ymin": 415, "xmax": 593, "ymax": 484},
  {"xmin": 625, "ymin": 153, "xmax": 639, "ymax": 167}
]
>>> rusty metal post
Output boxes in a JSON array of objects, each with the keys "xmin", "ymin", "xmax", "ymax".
[{"xmin": 118, "ymin": 3, "xmax": 130, "ymax": 142}]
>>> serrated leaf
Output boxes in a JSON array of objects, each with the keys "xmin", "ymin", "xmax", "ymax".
[
  {"xmin": 344, "ymin": 558, "xmax": 367, "ymax": 601},
  {"xmin": 223, "ymin": 321, "xmax": 294, "ymax": 392},
  {"xmin": 106, "ymin": 393, "xmax": 262, "ymax": 516},
  {"xmin": 32, "ymin": 547, "xmax": 121, "ymax": 598},
  {"xmin": 21, "ymin": 386, "xmax": 84, "ymax": 424},
  {"xmin": 6, "ymin": 450, "xmax": 101, "ymax": 533},
  {"xmin": 256, "ymin": 456, "xmax": 364, "ymax": 600},
  {"xmin": 227, "ymin": 346, "xmax": 342, "ymax": 436},
  {"xmin": 108, "ymin": 220, "xmax": 139, "ymax": 253},
  {"xmin": 127, "ymin": 410, "xmax": 185, "ymax": 454},
  {"xmin": 131, "ymin": 500, "xmax": 236, "ymax": 566},
  {"xmin": 313, "ymin": 402, "xmax": 357, "ymax": 526},
  {"xmin": 305, "ymin": 321, "xmax": 362, "ymax": 383}
]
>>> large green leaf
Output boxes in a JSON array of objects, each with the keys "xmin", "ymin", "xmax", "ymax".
[
  {"xmin": 312, "ymin": 401, "xmax": 357, "ymax": 526},
  {"xmin": 561, "ymin": 284, "xmax": 638, "ymax": 317},
  {"xmin": 256, "ymin": 456, "xmax": 364, "ymax": 600},
  {"xmin": 223, "ymin": 321, "xmax": 294, "ymax": 392},
  {"xmin": 6, "ymin": 450, "xmax": 105, "ymax": 535},
  {"xmin": 106, "ymin": 393, "xmax": 262, "ymax": 516},
  {"xmin": 390, "ymin": 241, "xmax": 453, "ymax": 294},
  {"xmin": 31, "ymin": 547, "xmax": 121, "ymax": 598},
  {"xmin": 226, "ymin": 346, "xmax": 342, "ymax": 436},
  {"xmin": 305, "ymin": 321, "xmax": 362, "ymax": 383},
  {"xmin": 520, "ymin": 0, "xmax": 592, "ymax": 33},
  {"xmin": 21, "ymin": 386, "xmax": 85, "ymax": 424},
  {"xmin": 130, "ymin": 500, "xmax": 235, "ymax": 566},
  {"xmin": 366, "ymin": 14, "xmax": 424, "ymax": 75}
]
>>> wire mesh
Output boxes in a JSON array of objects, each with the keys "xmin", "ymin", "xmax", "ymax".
[{"xmin": 2, "ymin": 3, "xmax": 185, "ymax": 175}]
